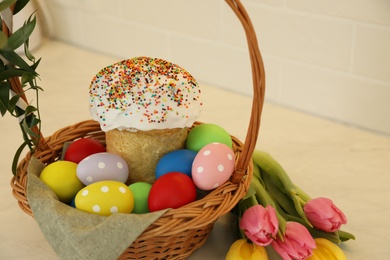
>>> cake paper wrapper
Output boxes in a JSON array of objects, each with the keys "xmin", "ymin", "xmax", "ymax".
[{"xmin": 27, "ymin": 157, "xmax": 167, "ymax": 260}]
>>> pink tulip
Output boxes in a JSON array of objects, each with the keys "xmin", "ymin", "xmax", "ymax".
[
  {"xmin": 271, "ymin": 221, "xmax": 316, "ymax": 260},
  {"xmin": 239, "ymin": 205, "xmax": 279, "ymax": 246},
  {"xmin": 303, "ymin": 197, "xmax": 347, "ymax": 232}
]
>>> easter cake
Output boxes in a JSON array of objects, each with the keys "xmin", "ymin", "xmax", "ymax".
[{"xmin": 89, "ymin": 57, "xmax": 202, "ymax": 184}]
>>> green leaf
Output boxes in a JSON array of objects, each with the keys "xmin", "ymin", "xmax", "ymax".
[
  {"xmin": 0, "ymin": 67, "xmax": 27, "ymax": 81},
  {"xmin": 21, "ymin": 113, "xmax": 40, "ymax": 136},
  {"xmin": 30, "ymin": 57, "xmax": 41, "ymax": 71},
  {"xmin": 22, "ymin": 115, "xmax": 39, "ymax": 138},
  {"xmin": 21, "ymin": 71, "xmax": 33, "ymax": 84},
  {"xmin": 0, "ymin": 58, "xmax": 5, "ymax": 70},
  {"xmin": 0, "ymin": 81, "xmax": 10, "ymax": 116},
  {"xmin": 262, "ymin": 172, "xmax": 299, "ymax": 217},
  {"xmin": 6, "ymin": 16, "xmax": 36, "ymax": 51},
  {"xmin": 8, "ymin": 92, "xmax": 21, "ymax": 115},
  {"xmin": 24, "ymin": 37, "xmax": 35, "ymax": 61},
  {"xmin": 24, "ymin": 104, "xmax": 36, "ymax": 115},
  {"xmin": 32, "ymin": 84, "xmax": 43, "ymax": 91},
  {"xmin": 23, "ymin": 12, "xmax": 36, "ymax": 61},
  {"xmin": 0, "ymin": 49, "xmax": 36, "ymax": 73},
  {"xmin": 0, "ymin": 31, "xmax": 8, "ymax": 49},
  {"xmin": 338, "ymin": 230, "xmax": 356, "ymax": 242},
  {"xmin": 242, "ymin": 183, "xmax": 256, "ymax": 200},
  {"xmin": 0, "ymin": 0, "xmax": 17, "ymax": 12},
  {"xmin": 11, "ymin": 140, "xmax": 29, "ymax": 175},
  {"xmin": 13, "ymin": 0, "xmax": 29, "ymax": 15}
]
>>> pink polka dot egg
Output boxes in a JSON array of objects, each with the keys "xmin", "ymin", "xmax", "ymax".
[
  {"xmin": 191, "ymin": 142, "xmax": 235, "ymax": 190},
  {"xmin": 75, "ymin": 180, "xmax": 134, "ymax": 216}
]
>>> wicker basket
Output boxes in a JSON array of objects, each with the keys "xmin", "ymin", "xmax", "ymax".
[{"xmin": 8, "ymin": 0, "xmax": 265, "ymax": 259}]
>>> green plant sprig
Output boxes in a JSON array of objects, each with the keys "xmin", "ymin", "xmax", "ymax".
[{"xmin": 0, "ymin": 0, "xmax": 43, "ymax": 175}]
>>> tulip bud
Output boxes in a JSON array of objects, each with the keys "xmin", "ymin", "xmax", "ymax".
[
  {"xmin": 239, "ymin": 205, "xmax": 279, "ymax": 246},
  {"xmin": 226, "ymin": 239, "xmax": 269, "ymax": 260},
  {"xmin": 304, "ymin": 197, "xmax": 347, "ymax": 232},
  {"xmin": 271, "ymin": 221, "xmax": 316, "ymax": 260},
  {"xmin": 307, "ymin": 238, "xmax": 346, "ymax": 260}
]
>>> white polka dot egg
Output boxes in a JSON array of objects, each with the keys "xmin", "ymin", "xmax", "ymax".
[
  {"xmin": 76, "ymin": 152, "xmax": 128, "ymax": 185},
  {"xmin": 191, "ymin": 143, "xmax": 235, "ymax": 190},
  {"xmin": 75, "ymin": 180, "xmax": 134, "ymax": 216}
]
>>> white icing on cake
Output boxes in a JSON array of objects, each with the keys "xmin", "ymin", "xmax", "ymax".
[{"xmin": 89, "ymin": 57, "xmax": 202, "ymax": 132}]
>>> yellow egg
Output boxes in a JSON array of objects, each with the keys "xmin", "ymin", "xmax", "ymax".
[
  {"xmin": 40, "ymin": 161, "xmax": 84, "ymax": 204},
  {"xmin": 75, "ymin": 181, "xmax": 134, "ymax": 216}
]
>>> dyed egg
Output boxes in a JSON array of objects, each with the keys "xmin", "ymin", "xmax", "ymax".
[
  {"xmin": 186, "ymin": 123, "xmax": 233, "ymax": 152},
  {"xmin": 70, "ymin": 197, "xmax": 76, "ymax": 208},
  {"xmin": 40, "ymin": 161, "xmax": 84, "ymax": 204},
  {"xmin": 64, "ymin": 138, "xmax": 106, "ymax": 164},
  {"xmin": 192, "ymin": 143, "xmax": 235, "ymax": 190},
  {"xmin": 155, "ymin": 149, "xmax": 197, "ymax": 178},
  {"xmin": 75, "ymin": 181, "xmax": 134, "ymax": 216},
  {"xmin": 77, "ymin": 152, "xmax": 128, "ymax": 185},
  {"xmin": 148, "ymin": 172, "xmax": 196, "ymax": 212},
  {"xmin": 129, "ymin": 182, "xmax": 152, "ymax": 214}
]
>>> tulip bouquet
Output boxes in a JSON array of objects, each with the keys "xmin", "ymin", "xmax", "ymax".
[{"xmin": 227, "ymin": 150, "xmax": 355, "ymax": 260}]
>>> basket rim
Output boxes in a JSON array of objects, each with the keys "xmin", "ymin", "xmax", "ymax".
[{"xmin": 12, "ymin": 119, "xmax": 253, "ymax": 242}]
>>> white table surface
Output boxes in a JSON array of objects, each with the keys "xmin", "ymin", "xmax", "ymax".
[{"xmin": 1, "ymin": 39, "xmax": 389, "ymax": 260}]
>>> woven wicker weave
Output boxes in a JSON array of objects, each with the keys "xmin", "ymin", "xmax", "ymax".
[{"xmin": 7, "ymin": 0, "xmax": 265, "ymax": 259}]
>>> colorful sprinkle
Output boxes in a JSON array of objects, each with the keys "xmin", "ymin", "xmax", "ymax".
[{"xmin": 89, "ymin": 57, "xmax": 202, "ymax": 131}]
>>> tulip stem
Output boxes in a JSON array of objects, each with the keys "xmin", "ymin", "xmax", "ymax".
[
  {"xmin": 291, "ymin": 192, "xmax": 313, "ymax": 228},
  {"xmin": 294, "ymin": 184, "xmax": 312, "ymax": 202},
  {"xmin": 236, "ymin": 199, "xmax": 248, "ymax": 240},
  {"xmin": 262, "ymin": 171, "xmax": 300, "ymax": 217},
  {"xmin": 252, "ymin": 150, "xmax": 296, "ymax": 193},
  {"xmin": 253, "ymin": 151, "xmax": 312, "ymax": 226}
]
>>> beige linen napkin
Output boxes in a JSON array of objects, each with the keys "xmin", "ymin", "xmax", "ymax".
[{"xmin": 27, "ymin": 157, "xmax": 167, "ymax": 260}]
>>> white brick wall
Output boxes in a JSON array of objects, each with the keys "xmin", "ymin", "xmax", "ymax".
[{"xmin": 38, "ymin": 0, "xmax": 390, "ymax": 135}]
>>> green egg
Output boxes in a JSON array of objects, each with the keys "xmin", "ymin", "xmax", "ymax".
[
  {"xmin": 129, "ymin": 182, "xmax": 152, "ymax": 214},
  {"xmin": 186, "ymin": 123, "xmax": 233, "ymax": 152}
]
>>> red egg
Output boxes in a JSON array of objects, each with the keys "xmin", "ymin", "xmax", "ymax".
[
  {"xmin": 148, "ymin": 172, "xmax": 196, "ymax": 212},
  {"xmin": 64, "ymin": 138, "xmax": 106, "ymax": 164}
]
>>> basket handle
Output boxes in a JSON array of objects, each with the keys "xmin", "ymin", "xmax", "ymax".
[
  {"xmin": 3, "ymin": 0, "xmax": 265, "ymax": 182},
  {"xmin": 226, "ymin": 0, "xmax": 265, "ymax": 184}
]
